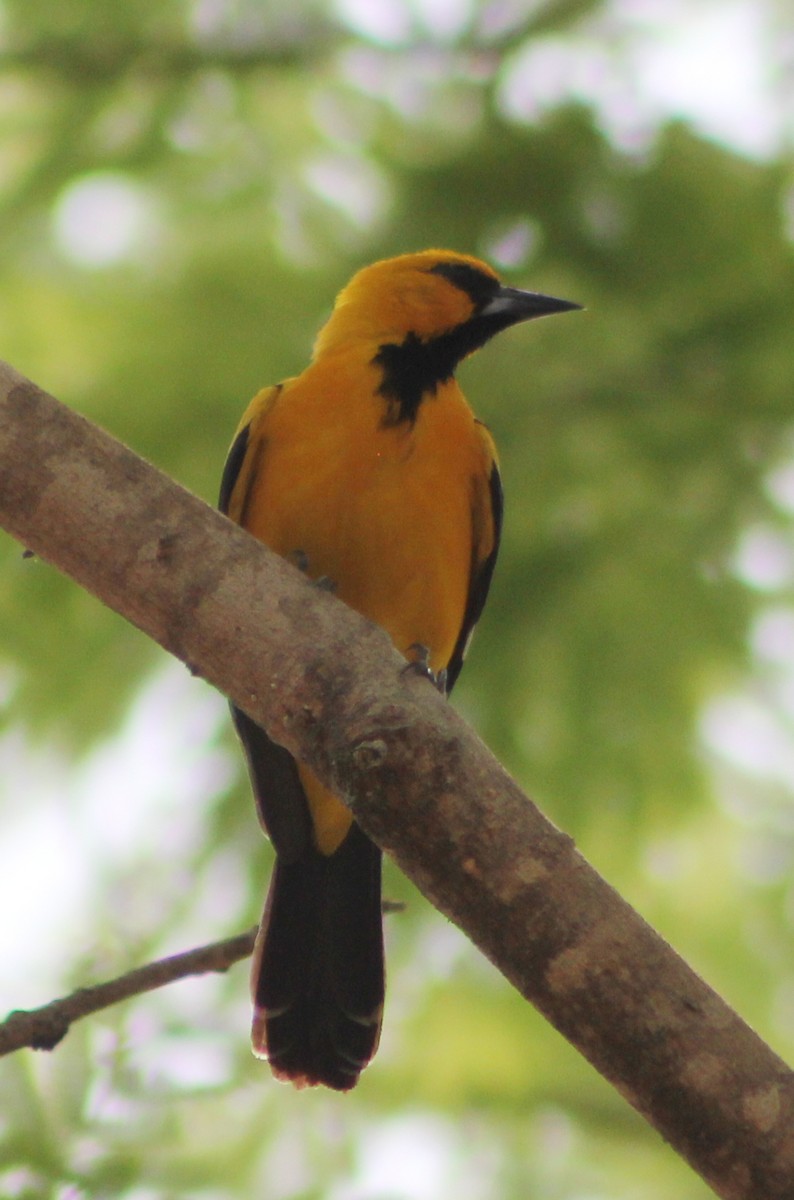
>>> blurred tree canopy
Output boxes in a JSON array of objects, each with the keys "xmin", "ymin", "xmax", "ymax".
[{"xmin": 1, "ymin": 1, "xmax": 794, "ymax": 1197}]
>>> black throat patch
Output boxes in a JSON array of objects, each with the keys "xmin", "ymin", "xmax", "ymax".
[
  {"xmin": 374, "ymin": 261, "xmax": 501, "ymax": 426},
  {"xmin": 373, "ymin": 332, "xmax": 460, "ymax": 426}
]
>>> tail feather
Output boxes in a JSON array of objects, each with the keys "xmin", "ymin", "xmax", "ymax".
[{"xmin": 251, "ymin": 823, "xmax": 384, "ymax": 1091}]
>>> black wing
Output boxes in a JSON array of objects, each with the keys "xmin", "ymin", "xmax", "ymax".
[
  {"xmin": 220, "ymin": 402, "xmax": 312, "ymax": 864},
  {"xmin": 219, "ymin": 424, "xmax": 250, "ymax": 516},
  {"xmin": 445, "ymin": 459, "xmax": 503, "ymax": 694}
]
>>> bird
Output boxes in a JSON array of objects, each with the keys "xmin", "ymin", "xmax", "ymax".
[{"xmin": 219, "ymin": 249, "xmax": 579, "ymax": 1091}]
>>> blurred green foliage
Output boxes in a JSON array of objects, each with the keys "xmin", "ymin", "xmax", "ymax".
[{"xmin": 1, "ymin": 1, "xmax": 794, "ymax": 1197}]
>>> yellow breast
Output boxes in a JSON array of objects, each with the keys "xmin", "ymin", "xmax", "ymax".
[{"xmin": 236, "ymin": 353, "xmax": 493, "ymax": 854}]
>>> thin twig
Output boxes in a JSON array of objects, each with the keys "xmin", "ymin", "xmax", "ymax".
[{"xmin": 0, "ymin": 929, "xmax": 256, "ymax": 1057}]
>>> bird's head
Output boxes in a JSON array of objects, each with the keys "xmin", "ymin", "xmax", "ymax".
[{"xmin": 313, "ymin": 249, "xmax": 579, "ymax": 362}]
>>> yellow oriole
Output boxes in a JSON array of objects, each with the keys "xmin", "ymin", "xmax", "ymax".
[{"xmin": 220, "ymin": 250, "xmax": 578, "ymax": 1090}]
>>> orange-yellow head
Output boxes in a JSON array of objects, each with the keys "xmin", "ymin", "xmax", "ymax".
[{"xmin": 313, "ymin": 249, "xmax": 579, "ymax": 364}]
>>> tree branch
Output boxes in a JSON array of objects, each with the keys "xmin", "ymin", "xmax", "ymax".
[
  {"xmin": 0, "ymin": 360, "xmax": 792, "ymax": 1199},
  {"xmin": 0, "ymin": 930, "xmax": 256, "ymax": 1056}
]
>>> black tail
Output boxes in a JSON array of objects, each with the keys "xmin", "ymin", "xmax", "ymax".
[{"xmin": 251, "ymin": 822, "xmax": 384, "ymax": 1091}]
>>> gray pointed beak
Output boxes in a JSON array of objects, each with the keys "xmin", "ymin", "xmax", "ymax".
[{"xmin": 481, "ymin": 286, "xmax": 582, "ymax": 325}]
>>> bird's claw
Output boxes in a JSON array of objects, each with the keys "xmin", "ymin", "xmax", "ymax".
[
  {"xmin": 289, "ymin": 549, "xmax": 337, "ymax": 593},
  {"xmin": 402, "ymin": 643, "xmax": 447, "ymax": 695}
]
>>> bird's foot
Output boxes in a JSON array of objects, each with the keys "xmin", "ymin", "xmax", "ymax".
[
  {"xmin": 402, "ymin": 643, "xmax": 447, "ymax": 695},
  {"xmin": 288, "ymin": 549, "xmax": 337, "ymax": 592}
]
